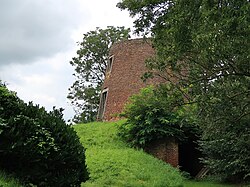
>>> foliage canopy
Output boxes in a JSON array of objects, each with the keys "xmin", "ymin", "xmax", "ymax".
[{"xmin": 118, "ymin": 0, "xmax": 250, "ymax": 181}]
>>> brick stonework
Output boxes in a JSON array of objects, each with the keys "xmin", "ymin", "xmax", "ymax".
[
  {"xmin": 145, "ymin": 138, "xmax": 179, "ymax": 167},
  {"xmin": 99, "ymin": 38, "xmax": 162, "ymax": 121}
]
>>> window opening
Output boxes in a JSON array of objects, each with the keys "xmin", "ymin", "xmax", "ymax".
[
  {"xmin": 97, "ymin": 88, "xmax": 108, "ymax": 120},
  {"xmin": 106, "ymin": 56, "xmax": 114, "ymax": 73}
]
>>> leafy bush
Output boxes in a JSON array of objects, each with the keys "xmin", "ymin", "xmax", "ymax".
[
  {"xmin": 0, "ymin": 84, "xmax": 88, "ymax": 186},
  {"xmin": 119, "ymin": 84, "xmax": 200, "ymax": 148}
]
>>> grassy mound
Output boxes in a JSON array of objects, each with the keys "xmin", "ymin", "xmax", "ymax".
[{"xmin": 74, "ymin": 121, "xmax": 183, "ymax": 187}]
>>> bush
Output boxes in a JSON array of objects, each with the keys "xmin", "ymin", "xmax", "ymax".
[
  {"xmin": 0, "ymin": 85, "xmax": 88, "ymax": 186},
  {"xmin": 119, "ymin": 84, "xmax": 200, "ymax": 148}
]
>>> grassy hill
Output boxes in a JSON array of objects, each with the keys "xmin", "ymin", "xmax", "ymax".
[
  {"xmin": 74, "ymin": 120, "xmax": 183, "ymax": 187},
  {"xmin": 74, "ymin": 120, "xmax": 241, "ymax": 187}
]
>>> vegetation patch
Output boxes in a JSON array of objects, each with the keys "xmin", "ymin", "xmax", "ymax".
[
  {"xmin": 74, "ymin": 121, "xmax": 183, "ymax": 187},
  {"xmin": 184, "ymin": 180, "xmax": 235, "ymax": 187},
  {"xmin": 0, "ymin": 171, "xmax": 23, "ymax": 187},
  {"xmin": 118, "ymin": 0, "xmax": 250, "ymax": 182},
  {"xmin": 119, "ymin": 84, "xmax": 200, "ymax": 148}
]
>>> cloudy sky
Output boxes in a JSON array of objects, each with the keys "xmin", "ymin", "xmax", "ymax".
[{"xmin": 0, "ymin": 0, "xmax": 134, "ymax": 121}]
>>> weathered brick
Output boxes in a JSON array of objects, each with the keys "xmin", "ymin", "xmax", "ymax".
[
  {"xmin": 98, "ymin": 38, "xmax": 162, "ymax": 121},
  {"xmin": 145, "ymin": 138, "xmax": 179, "ymax": 167}
]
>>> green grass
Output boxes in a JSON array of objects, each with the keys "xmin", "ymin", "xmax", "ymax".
[
  {"xmin": 74, "ymin": 120, "xmax": 246, "ymax": 187},
  {"xmin": 184, "ymin": 180, "xmax": 249, "ymax": 187},
  {"xmin": 0, "ymin": 120, "xmax": 247, "ymax": 186},
  {"xmin": 0, "ymin": 171, "xmax": 23, "ymax": 187},
  {"xmin": 74, "ymin": 120, "xmax": 183, "ymax": 187}
]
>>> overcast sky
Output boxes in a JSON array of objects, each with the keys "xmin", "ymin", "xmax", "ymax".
[{"xmin": 0, "ymin": 0, "xmax": 134, "ymax": 121}]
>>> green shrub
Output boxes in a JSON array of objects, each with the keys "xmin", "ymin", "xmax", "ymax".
[
  {"xmin": 0, "ymin": 85, "xmax": 89, "ymax": 186},
  {"xmin": 119, "ymin": 84, "xmax": 200, "ymax": 148}
]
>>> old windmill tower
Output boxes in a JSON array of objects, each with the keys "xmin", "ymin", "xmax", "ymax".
[
  {"xmin": 96, "ymin": 38, "xmax": 203, "ymax": 176},
  {"xmin": 97, "ymin": 38, "xmax": 161, "ymax": 121}
]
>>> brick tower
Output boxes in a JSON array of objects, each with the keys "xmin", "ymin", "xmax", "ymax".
[
  {"xmin": 97, "ymin": 38, "xmax": 159, "ymax": 121},
  {"xmin": 96, "ymin": 38, "xmax": 203, "ymax": 173}
]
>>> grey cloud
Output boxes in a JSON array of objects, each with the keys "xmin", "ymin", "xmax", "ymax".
[{"xmin": 0, "ymin": 0, "xmax": 87, "ymax": 67}]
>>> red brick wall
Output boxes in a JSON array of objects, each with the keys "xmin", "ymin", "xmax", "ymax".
[
  {"xmin": 145, "ymin": 138, "xmax": 179, "ymax": 167},
  {"xmin": 101, "ymin": 38, "xmax": 162, "ymax": 121}
]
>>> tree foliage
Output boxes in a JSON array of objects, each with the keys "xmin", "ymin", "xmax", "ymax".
[
  {"xmin": 0, "ymin": 83, "xmax": 89, "ymax": 186},
  {"xmin": 118, "ymin": 0, "xmax": 250, "ymax": 182},
  {"xmin": 198, "ymin": 77, "xmax": 250, "ymax": 181},
  {"xmin": 119, "ymin": 84, "xmax": 200, "ymax": 148},
  {"xmin": 68, "ymin": 26, "xmax": 130, "ymax": 123}
]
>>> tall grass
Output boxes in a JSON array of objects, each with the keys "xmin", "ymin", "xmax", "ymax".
[
  {"xmin": 184, "ymin": 180, "xmax": 240, "ymax": 187},
  {"xmin": 0, "ymin": 171, "xmax": 23, "ymax": 187},
  {"xmin": 74, "ymin": 121, "xmax": 183, "ymax": 187}
]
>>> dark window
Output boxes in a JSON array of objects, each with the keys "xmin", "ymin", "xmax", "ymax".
[
  {"xmin": 97, "ymin": 88, "xmax": 108, "ymax": 120},
  {"xmin": 106, "ymin": 56, "xmax": 114, "ymax": 73}
]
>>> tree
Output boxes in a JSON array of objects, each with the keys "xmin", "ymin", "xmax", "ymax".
[
  {"xmin": 68, "ymin": 26, "xmax": 130, "ymax": 123},
  {"xmin": 118, "ymin": 0, "xmax": 250, "ymax": 181}
]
